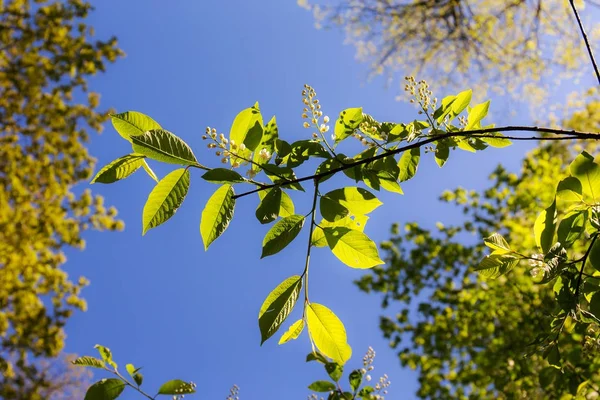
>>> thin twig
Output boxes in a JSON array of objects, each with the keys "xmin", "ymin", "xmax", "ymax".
[
  {"xmin": 576, "ymin": 233, "xmax": 599, "ymax": 298},
  {"xmin": 232, "ymin": 126, "xmax": 599, "ymax": 200},
  {"xmin": 569, "ymin": 0, "xmax": 600, "ymax": 86}
]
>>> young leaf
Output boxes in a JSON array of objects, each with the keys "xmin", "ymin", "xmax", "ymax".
[
  {"xmin": 91, "ymin": 154, "xmax": 146, "ymax": 184},
  {"xmin": 349, "ymin": 369, "xmax": 363, "ymax": 392},
  {"xmin": 398, "ymin": 148, "xmax": 420, "ymax": 182},
  {"xmin": 569, "ymin": 151, "xmax": 600, "ymax": 201},
  {"xmin": 433, "ymin": 95, "xmax": 456, "ymax": 123},
  {"xmin": 142, "ymin": 168, "xmax": 190, "ymax": 235},
  {"xmin": 261, "ymin": 215, "xmax": 305, "ymax": 258},
  {"xmin": 111, "ymin": 111, "xmax": 161, "ymax": 142},
  {"xmin": 201, "ymin": 168, "xmax": 245, "ymax": 184},
  {"xmin": 321, "ymin": 187, "xmax": 382, "ymax": 217},
  {"xmin": 230, "ymin": 102, "xmax": 263, "ymax": 165},
  {"xmin": 479, "ymin": 133, "xmax": 512, "ymax": 148},
  {"xmin": 334, "ymin": 107, "xmax": 363, "ymax": 144},
  {"xmin": 279, "ymin": 319, "xmax": 305, "ymax": 345},
  {"xmin": 71, "ymin": 356, "xmax": 105, "ymax": 369},
  {"xmin": 465, "ymin": 100, "xmax": 490, "ymax": 130},
  {"xmin": 258, "ymin": 188, "xmax": 295, "ymax": 218},
  {"xmin": 306, "ymin": 303, "xmax": 352, "ymax": 365},
  {"xmin": 200, "ymin": 184, "xmax": 236, "ymax": 250},
  {"xmin": 451, "ymin": 89, "xmax": 472, "ymax": 115},
  {"xmin": 84, "ymin": 379, "xmax": 125, "ymax": 400},
  {"xmin": 326, "ymin": 362, "xmax": 344, "ymax": 382},
  {"xmin": 258, "ymin": 275, "xmax": 302, "ymax": 344},
  {"xmin": 323, "ymin": 227, "xmax": 384, "ymax": 269},
  {"xmin": 308, "ymin": 380, "xmax": 337, "ymax": 392},
  {"xmin": 253, "ymin": 115, "xmax": 278, "ymax": 168},
  {"xmin": 483, "ymin": 233, "xmax": 511, "ymax": 254},
  {"xmin": 126, "ymin": 364, "xmax": 143, "ymax": 387},
  {"xmin": 306, "ymin": 351, "xmax": 329, "ymax": 364},
  {"xmin": 256, "ymin": 187, "xmax": 283, "ymax": 224},
  {"xmin": 534, "ymin": 198, "xmax": 557, "ymax": 253},
  {"xmin": 475, "ymin": 254, "xmax": 518, "ymax": 279},
  {"xmin": 94, "ymin": 345, "xmax": 117, "ymax": 369},
  {"xmin": 157, "ymin": 380, "xmax": 196, "ymax": 395},
  {"xmin": 131, "ymin": 129, "xmax": 198, "ymax": 166}
]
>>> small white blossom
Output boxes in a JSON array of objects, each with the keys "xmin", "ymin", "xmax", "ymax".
[{"xmin": 323, "ymin": 115, "xmax": 330, "ymax": 123}]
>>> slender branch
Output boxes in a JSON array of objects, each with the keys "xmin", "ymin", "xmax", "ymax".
[
  {"xmin": 104, "ymin": 367, "xmax": 155, "ymax": 400},
  {"xmin": 576, "ymin": 233, "xmax": 599, "ymax": 298},
  {"xmin": 232, "ymin": 126, "xmax": 600, "ymax": 200},
  {"xmin": 302, "ymin": 179, "xmax": 320, "ymax": 305},
  {"xmin": 569, "ymin": 0, "xmax": 600, "ymax": 86}
]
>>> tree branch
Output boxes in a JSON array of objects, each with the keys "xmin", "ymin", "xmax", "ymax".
[
  {"xmin": 232, "ymin": 126, "xmax": 599, "ymax": 200},
  {"xmin": 569, "ymin": 0, "xmax": 600, "ymax": 86}
]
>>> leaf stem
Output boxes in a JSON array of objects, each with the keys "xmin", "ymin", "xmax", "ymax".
[
  {"xmin": 302, "ymin": 179, "xmax": 320, "ymax": 305},
  {"xmin": 575, "ymin": 233, "xmax": 599, "ymax": 298},
  {"xmin": 104, "ymin": 366, "xmax": 155, "ymax": 400},
  {"xmin": 569, "ymin": 0, "xmax": 600, "ymax": 86}
]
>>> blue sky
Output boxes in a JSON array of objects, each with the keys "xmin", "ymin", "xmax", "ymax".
[{"xmin": 61, "ymin": 1, "xmax": 595, "ymax": 399}]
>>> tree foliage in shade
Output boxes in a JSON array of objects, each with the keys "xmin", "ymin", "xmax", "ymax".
[
  {"xmin": 356, "ymin": 103, "xmax": 600, "ymax": 398},
  {"xmin": 299, "ymin": 0, "xmax": 596, "ymax": 107},
  {"xmin": 0, "ymin": 0, "xmax": 123, "ymax": 397}
]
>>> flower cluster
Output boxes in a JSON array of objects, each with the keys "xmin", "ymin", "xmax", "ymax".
[
  {"xmin": 202, "ymin": 126, "xmax": 246, "ymax": 168},
  {"xmin": 529, "ymin": 253, "xmax": 548, "ymax": 278},
  {"xmin": 404, "ymin": 76, "xmax": 438, "ymax": 116},
  {"xmin": 226, "ymin": 384, "xmax": 240, "ymax": 400},
  {"xmin": 301, "ymin": 84, "xmax": 330, "ymax": 139},
  {"xmin": 360, "ymin": 346, "xmax": 376, "ymax": 380},
  {"xmin": 372, "ymin": 374, "xmax": 391, "ymax": 398},
  {"xmin": 170, "ymin": 381, "xmax": 197, "ymax": 400}
]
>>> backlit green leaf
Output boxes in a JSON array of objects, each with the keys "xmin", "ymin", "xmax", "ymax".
[
  {"xmin": 534, "ymin": 198, "xmax": 557, "ymax": 253},
  {"xmin": 398, "ymin": 148, "xmax": 420, "ymax": 182},
  {"xmin": 200, "ymin": 184, "xmax": 235, "ymax": 250},
  {"xmin": 157, "ymin": 379, "xmax": 196, "ymax": 395},
  {"xmin": 264, "ymin": 165, "xmax": 304, "ymax": 191},
  {"xmin": 483, "ymin": 233, "xmax": 511, "ymax": 254},
  {"xmin": 84, "ymin": 379, "xmax": 125, "ymax": 400},
  {"xmin": 253, "ymin": 116, "xmax": 278, "ymax": 169},
  {"xmin": 91, "ymin": 154, "xmax": 145, "ymax": 184},
  {"xmin": 142, "ymin": 160, "xmax": 159, "ymax": 182},
  {"xmin": 94, "ymin": 345, "xmax": 117, "ymax": 369},
  {"xmin": 142, "ymin": 169, "xmax": 190, "ymax": 235},
  {"xmin": 201, "ymin": 168, "xmax": 245, "ymax": 184},
  {"xmin": 557, "ymin": 209, "xmax": 587, "ymax": 249},
  {"xmin": 475, "ymin": 254, "xmax": 518, "ymax": 279},
  {"xmin": 326, "ymin": 362, "xmax": 344, "ymax": 382},
  {"xmin": 71, "ymin": 356, "xmax": 105, "ymax": 369},
  {"xmin": 312, "ymin": 215, "xmax": 368, "ymax": 248},
  {"xmin": 261, "ymin": 215, "xmax": 305, "ymax": 258},
  {"xmin": 258, "ymin": 188, "xmax": 295, "ymax": 218},
  {"xmin": 308, "ymin": 380, "xmax": 336, "ymax": 392},
  {"xmin": 131, "ymin": 129, "xmax": 197, "ymax": 166},
  {"xmin": 569, "ymin": 151, "xmax": 600, "ymax": 201},
  {"xmin": 323, "ymin": 227, "xmax": 384, "ymax": 269},
  {"xmin": 258, "ymin": 275, "xmax": 302, "ymax": 344},
  {"xmin": 451, "ymin": 89, "xmax": 472, "ymax": 115},
  {"xmin": 111, "ymin": 111, "xmax": 161, "ymax": 142},
  {"xmin": 279, "ymin": 319, "xmax": 305, "ymax": 345},
  {"xmin": 557, "ymin": 176, "xmax": 583, "ymax": 203},
  {"xmin": 306, "ymin": 303, "xmax": 352, "ymax": 365},
  {"xmin": 321, "ymin": 187, "xmax": 382, "ymax": 218},
  {"xmin": 349, "ymin": 369, "xmax": 363, "ymax": 392},
  {"xmin": 256, "ymin": 187, "xmax": 283, "ymax": 224},
  {"xmin": 230, "ymin": 102, "xmax": 263, "ymax": 165},
  {"xmin": 465, "ymin": 100, "xmax": 490, "ymax": 130},
  {"xmin": 334, "ymin": 107, "xmax": 363, "ymax": 144}
]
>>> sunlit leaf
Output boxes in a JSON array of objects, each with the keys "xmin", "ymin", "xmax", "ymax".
[
  {"xmin": 94, "ymin": 345, "xmax": 117, "ymax": 369},
  {"xmin": 308, "ymin": 380, "xmax": 336, "ymax": 392},
  {"xmin": 261, "ymin": 215, "xmax": 305, "ymax": 258},
  {"xmin": 84, "ymin": 379, "xmax": 125, "ymax": 400},
  {"xmin": 200, "ymin": 184, "xmax": 235, "ymax": 250},
  {"xmin": 142, "ymin": 169, "xmax": 190, "ymax": 235},
  {"xmin": 91, "ymin": 154, "xmax": 145, "ymax": 184},
  {"xmin": 334, "ymin": 107, "xmax": 363, "ymax": 144},
  {"xmin": 279, "ymin": 319, "xmax": 305, "ymax": 345},
  {"xmin": 157, "ymin": 380, "xmax": 196, "ymax": 395},
  {"xmin": 534, "ymin": 198, "xmax": 557, "ymax": 253},
  {"xmin": 111, "ymin": 111, "xmax": 161, "ymax": 142},
  {"xmin": 569, "ymin": 151, "xmax": 600, "ymax": 201},
  {"xmin": 398, "ymin": 148, "xmax": 420, "ymax": 182},
  {"xmin": 323, "ymin": 227, "xmax": 384, "ymax": 269},
  {"xmin": 230, "ymin": 102, "xmax": 263, "ymax": 165},
  {"xmin": 306, "ymin": 303, "xmax": 352, "ymax": 365},
  {"xmin": 71, "ymin": 356, "xmax": 105, "ymax": 369},
  {"xmin": 475, "ymin": 254, "xmax": 518, "ymax": 279},
  {"xmin": 201, "ymin": 168, "xmax": 245, "ymax": 184},
  {"xmin": 258, "ymin": 275, "xmax": 302, "ymax": 344},
  {"xmin": 557, "ymin": 209, "xmax": 587, "ymax": 248},
  {"xmin": 483, "ymin": 233, "xmax": 511, "ymax": 254},
  {"xmin": 131, "ymin": 129, "xmax": 197, "ymax": 166},
  {"xmin": 465, "ymin": 100, "xmax": 490, "ymax": 130}
]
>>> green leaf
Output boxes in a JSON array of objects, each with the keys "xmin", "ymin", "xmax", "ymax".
[
  {"xmin": 451, "ymin": 89, "xmax": 472, "ymax": 115},
  {"xmin": 557, "ymin": 177, "xmax": 583, "ymax": 203},
  {"xmin": 256, "ymin": 187, "xmax": 283, "ymax": 224},
  {"xmin": 142, "ymin": 169, "xmax": 190, "ymax": 235},
  {"xmin": 281, "ymin": 140, "xmax": 329, "ymax": 168},
  {"xmin": 306, "ymin": 351, "xmax": 329, "ymax": 364},
  {"xmin": 200, "ymin": 184, "xmax": 236, "ymax": 250},
  {"xmin": 125, "ymin": 364, "xmax": 143, "ymax": 387},
  {"xmin": 483, "ymin": 232, "xmax": 511, "ymax": 254},
  {"xmin": 201, "ymin": 168, "xmax": 245, "ymax": 184},
  {"xmin": 398, "ymin": 148, "xmax": 420, "ymax": 182},
  {"xmin": 312, "ymin": 215, "xmax": 368, "ymax": 248},
  {"xmin": 435, "ymin": 142, "xmax": 450, "ymax": 167},
  {"xmin": 315, "ymin": 157, "xmax": 343, "ymax": 183},
  {"xmin": 433, "ymin": 95, "xmax": 456, "ymax": 123},
  {"xmin": 84, "ymin": 379, "xmax": 125, "ymax": 400},
  {"xmin": 131, "ymin": 129, "xmax": 198, "ymax": 166},
  {"xmin": 258, "ymin": 188, "xmax": 295, "ymax": 218},
  {"xmin": 479, "ymin": 133, "xmax": 512, "ymax": 148},
  {"xmin": 261, "ymin": 215, "xmax": 305, "ymax": 258},
  {"xmin": 258, "ymin": 275, "xmax": 302, "ymax": 344},
  {"xmin": 475, "ymin": 254, "xmax": 518, "ymax": 279},
  {"xmin": 320, "ymin": 195, "xmax": 350, "ymax": 222},
  {"xmin": 589, "ymin": 238, "xmax": 600, "ymax": 272},
  {"xmin": 590, "ymin": 292, "xmax": 600, "ymax": 320},
  {"xmin": 230, "ymin": 102, "xmax": 263, "ymax": 165},
  {"xmin": 308, "ymin": 381, "xmax": 337, "ymax": 392},
  {"xmin": 358, "ymin": 386, "xmax": 374, "ymax": 398},
  {"xmin": 91, "ymin": 154, "xmax": 145, "ymax": 184},
  {"xmin": 321, "ymin": 187, "xmax": 382, "ymax": 217},
  {"xmin": 279, "ymin": 319, "xmax": 305, "ymax": 345},
  {"xmin": 534, "ymin": 198, "xmax": 557, "ymax": 253},
  {"xmin": 306, "ymin": 303, "xmax": 352, "ymax": 365},
  {"xmin": 323, "ymin": 227, "xmax": 383, "ymax": 268},
  {"xmin": 264, "ymin": 165, "xmax": 304, "ymax": 191},
  {"xmin": 349, "ymin": 369, "xmax": 363, "ymax": 392},
  {"xmin": 325, "ymin": 363, "xmax": 344, "ymax": 382},
  {"xmin": 334, "ymin": 107, "xmax": 363, "ymax": 144},
  {"xmin": 142, "ymin": 160, "xmax": 159, "ymax": 182},
  {"xmin": 253, "ymin": 116, "xmax": 278, "ymax": 168},
  {"xmin": 157, "ymin": 379, "xmax": 196, "ymax": 395},
  {"xmin": 94, "ymin": 345, "xmax": 117, "ymax": 369},
  {"xmin": 557, "ymin": 209, "xmax": 587, "ymax": 249},
  {"xmin": 569, "ymin": 151, "xmax": 600, "ymax": 201},
  {"xmin": 111, "ymin": 111, "xmax": 161, "ymax": 142},
  {"xmin": 71, "ymin": 356, "xmax": 105, "ymax": 369},
  {"xmin": 465, "ymin": 100, "xmax": 490, "ymax": 130}
]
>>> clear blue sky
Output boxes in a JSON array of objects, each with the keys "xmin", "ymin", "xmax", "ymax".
[{"xmin": 62, "ymin": 1, "xmax": 594, "ymax": 399}]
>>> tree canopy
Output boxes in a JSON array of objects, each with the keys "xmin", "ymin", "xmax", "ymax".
[{"xmin": 0, "ymin": 0, "xmax": 122, "ymax": 397}]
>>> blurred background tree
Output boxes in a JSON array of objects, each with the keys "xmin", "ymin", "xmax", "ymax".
[
  {"xmin": 0, "ymin": 0, "xmax": 123, "ymax": 397},
  {"xmin": 299, "ymin": 0, "xmax": 598, "ymax": 109}
]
